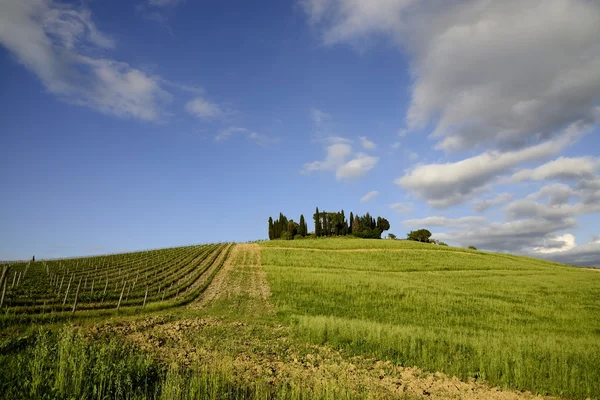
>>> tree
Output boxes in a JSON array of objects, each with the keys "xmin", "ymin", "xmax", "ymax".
[
  {"xmin": 407, "ymin": 229, "xmax": 432, "ymax": 243},
  {"xmin": 314, "ymin": 207, "xmax": 322, "ymax": 237},
  {"xmin": 388, "ymin": 233, "xmax": 396, "ymax": 240},
  {"xmin": 299, "ymin": 214, "xmax": 307, "ymax": 236},
  {"xmin": 468, "ymin": 245, "xmax": 477, "ymax": 250},
  {"xmin": 288, "ymin": 220, "xmax": 298, "ymax": 237},
  {"xmin": 377, "ymin": 217, "xmax": 390, "ymax": 232},
  {"xmin": 268, "ymin": 217, "xmax": 274, "ymax": 240}
]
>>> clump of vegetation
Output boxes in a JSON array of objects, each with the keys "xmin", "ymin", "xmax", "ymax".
[
  {"xmin": 406, "ymin": 229, "xmax": 432, "ymax": 243},
  {"xmin": 268, "ymin": 208, "xmax": 390, "ymax": 240},
  {"xmin": 468, "ymin": 245, "xmax": 477, "ymax": 250}
]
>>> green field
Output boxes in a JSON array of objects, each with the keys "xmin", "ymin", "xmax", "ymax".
[
  {"xmin": 261, "ymin": 238, "xmax": 600, "ymax": 398},
  {"xmin": 1, "ymin": 238, "xmax": 599, "ymax": 399}
]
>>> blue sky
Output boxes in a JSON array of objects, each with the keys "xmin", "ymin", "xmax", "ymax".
[{"xmin": 1, "ymin": 0, "xmax": 599, "ymax": 266}]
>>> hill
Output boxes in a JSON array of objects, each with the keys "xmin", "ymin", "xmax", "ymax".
[{"xmin": 0, "ymin": 239, "xmax": 598, "ymax": 399}]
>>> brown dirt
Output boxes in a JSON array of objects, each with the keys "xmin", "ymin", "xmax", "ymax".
[
  {"xmin": 191, "ymin": 243, "xmax": 275, "ymax": 314},
  {"xmin": 89, "ymin": 316, "xmax": 556, "ymax": 400},
  {"xmin": 178, "ymin": 244, "xmax": 231, "ymax": 302}
]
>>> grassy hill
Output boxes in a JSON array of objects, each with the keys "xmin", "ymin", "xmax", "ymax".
[
  {"xmin": 261, "ymin": 238, "xmax": 600, "ymax": 398},
  {"xmin": 0, "ymin": 238, "xmax": 598, "ymax": 399}
]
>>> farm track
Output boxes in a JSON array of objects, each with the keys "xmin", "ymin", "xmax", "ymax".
[{"xmin": 192, "ymin": 243, "xmax": 274, "ymax": 314}]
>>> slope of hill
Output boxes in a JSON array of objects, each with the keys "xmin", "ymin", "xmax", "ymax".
[
  {"xmin": 261, "ymin": 238, "xmax": 600, "ymax": 398},
  {"xmin": 0, "ymin": 239, "xmax": 598, "ymax": 399}
]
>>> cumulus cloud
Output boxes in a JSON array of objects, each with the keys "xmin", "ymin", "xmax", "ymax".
[
  {"xmin": 434, "ymin": 217, "xmax": 578, "ymax": 253},
  {"xmin": 533, "ymin": 233, "xmax": 577, "ymax": 254},
  {"xmin": 215, "ymin": 127, "xmax": 279, "ymax": 146},
  {"xmin": 0, "ymin": 0, "xmax": 171, "ymax": 121},
  {"xmin": 148, "ymin": 0, "xmax": 184, "ymax": 6},
  {"xmin": 302, "ymin": 0, "xmax": 600, "ymax": 152},
  {"xmin": 395, "ymin": 129, "xmax": 580, "ymax": 208},
  {"xmin": 526, "ymin": 183, "xmax": 576, "ymax": 206},
  {"xmin": 303, "ymin": 143, "xmax": 353, "ymax": 173},
  {"xmin": 504, "ymin": 199, "xmax": 600, "ymax": 222},
  {"xmin": 390, "ymin": 202, "xmax": 413, "ymax": 213},
  {"xmin": 473, "ymin": 193, "xmax": 513, "ymax": 213},
  {"xmin": 511, "ymin": 157, "xmax": 600, "ymax": 182},
  {"xmin": 538, "ymin": 237, "xmax": 600, "ymax": 267},
  {"xmin": 303, "ymin": 110, "xmax": 379, "ymax": 179},
  {"xmin": 185, "ymin": 97, "xmax": 225, "ymax": 119},
  {"xmin": 360, "ymin": 136, "xmax": 376, "ymax": 149},
  {"xmin": 404, "ymin": 216, "xmax": 486, "ymax": 228},
  {"xmin": 360, "ymin": 191, "xmax": 380, "ymax": 203},
  {"xmin": 336, "ymin": 153, "xmax": 379, "ymax": 179}
]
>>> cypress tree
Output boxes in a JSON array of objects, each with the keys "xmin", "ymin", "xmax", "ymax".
[
  {"xmin": 314, "ymin": 207, "xmax": 321, "ymax": 237},
  {"xmin": 299, "ymin": 214, "xmax": 306, "ymax": 236},
  {"xmin": 349, "ymin": 212, "xmax": 354, "ymax": 234},
  {"xmin": 268, "ymin": 217, "xmax": 274, "ymax": 240}
]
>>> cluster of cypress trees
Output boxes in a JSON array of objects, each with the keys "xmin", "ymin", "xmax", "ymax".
[
  {"xmin": 314, "ymin": 208, "xmax": 390, "ymax": 239},
  {"xmin": 268, "ymin": 213, "xmax": 308, "ymax": 240},
  {"xmin": 268, "ymin": 208, "xmax": 390, "ymax": 240}
]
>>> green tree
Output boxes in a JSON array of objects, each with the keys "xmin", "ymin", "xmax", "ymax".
[
  {"xmin": 299, "ymin": 214, "xmax": 307, "ymax": 236},
  {"xmin": 268, "ymin": 217, "xmax": 274, "ymax": 240},
  {"xmin": 388, "ymin": 233, "xmax": 396, "ymax": 240},
  {"xmin": 377, "ymin": 217, "xmax": 390, "ymax": 232},
  {"xmin": 314, "ymin": 207, "xmax": 322, "ymax": 237},
  {"xmin": 468, "ymin": 245, "xmax": 477, "ymax": 250},
  {"xmin": 407, "ymin": 229, "xmax": 432, "ymax": 243}
]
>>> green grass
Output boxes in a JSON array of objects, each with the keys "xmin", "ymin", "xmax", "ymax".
[{"xmin": 261, "ymin": 238, "xmax": 600, "ymax": 399}]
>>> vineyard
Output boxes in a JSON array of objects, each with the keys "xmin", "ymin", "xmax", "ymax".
[{"xmin": 0, "ymin": 243, "xmax": 232, "ymax": 316}]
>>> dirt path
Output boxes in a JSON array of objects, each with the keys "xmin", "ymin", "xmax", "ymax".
[
  {"xmin": 190, "ymin": 243, "xmax": 275, "ymax": 314},
  {"xmin": 262, "ymin": 246, "xmax": 476, "ymax": 256},
  {"xmin": 174, "ymin": 244, "xmax": 230, "ymax": 301}
]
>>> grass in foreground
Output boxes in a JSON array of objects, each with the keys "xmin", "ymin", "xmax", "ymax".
[{"xmin": 261, "ymin": 238, "xmax": 600, "ymax": 399}]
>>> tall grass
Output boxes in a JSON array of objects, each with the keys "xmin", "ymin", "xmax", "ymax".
[
  {"xmin": 261, "ymin": 238, "xmax": 600, "ymax": 399},
  {"xmin": 0, "ymin": 326, "xmax": 368, "ymax": 399}
]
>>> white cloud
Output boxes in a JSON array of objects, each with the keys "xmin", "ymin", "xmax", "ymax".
[
  {"xmin": 148, "ymin": 0, "xmax": 184, "ymax": 6},
  {"xmin": 408, "ymin": 152, "xmax": 419, "ymax": 161},
  {"xmin": 185, "ymin": 97, "xmax": 224, "ymax": 119},
  {"xmin": 404, "ymin": 216, "xmax": 486, "ymax": 228},
  {"xmin": 533, "ymin": 233, "xmax": 577, "ymax": 254},
  {"xmin": 473, "ymin": 193, "xmax": 514, "ymax": 213},
  {"xmin": 215, "ymin": 127, "xmax": 279, "ymax": 146},
  {"xmin": 302, "ymin": 0, "xmax": 600, "ymax": 153},
  {"xmin": 511, "ymin": 156, "xmax": 600, "ymax": 182},
  {"xmin": 395, "ymin": 128, "xmax": 580, "ymax": 208},
  {"xmin": 390, "ymin": 202, "xmax": 413, "ymax": 213},
  {"xmin": 397, "ymin": 128, "xmax": 408, "ymax": 137},
  {"xmin": 526, "ymin": 183, "xmax": 576, "ymax": 206},
  {"xmin": 303, "ymin": 143, "xmax": 352, "ymax": 173},
  {"xmin": 336, "ymin": 153, "xmax": 379, "ymax": 179},
  {"xmin": 303, "ymin": 110, "xmax": 379, "ymax": 180},
  {"xmin": 360, "ymin": 191, "xmax": 380, "ymax": 203},
  {"xmin": 0, "ymin": 0, "xmax": 171, "ymax": 121},
  {"xmin": 391, "ymin": 142, "xmax": 401, "ymax": 150},
  {"xmin": 310, "ymin": 108, "xmax": 331, "ymax": 127},
  {"xmin": 433, "ymin": 217, "xmax": 578, "ymax": 253},
  {"xmin": 360, "ymin": 136, "xmax": 376, "ymax": 150},
  {"xmin": 538, "ymin": 237, "xmax": 600, "ymax": 267},
  {"xmin": 504, "ymin": 199, "xmax": 600, "ymax": 222}
]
